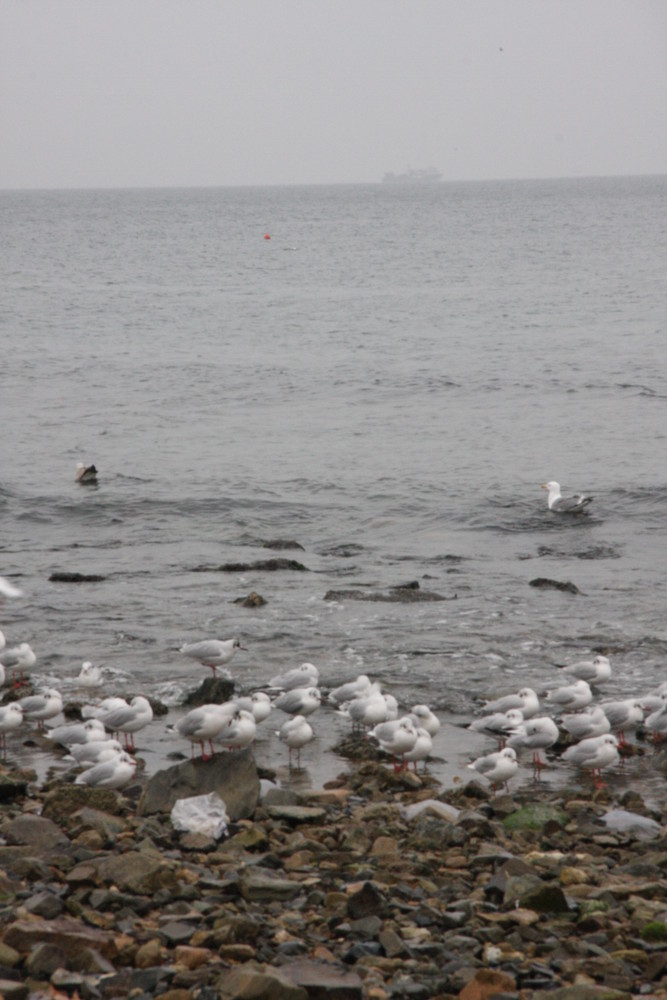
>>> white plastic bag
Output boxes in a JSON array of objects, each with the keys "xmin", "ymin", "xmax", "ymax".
[{"xmin": 170, "ymin": 791, "xmax": 229, "ymax": 839}]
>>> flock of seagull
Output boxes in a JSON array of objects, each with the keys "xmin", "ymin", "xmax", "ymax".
[
  {"xmin": 0, "ymin": 477, "xmax": 665, "ymax": 794},
  {"xmin": 467, "ymin": 656, "xmax": 667, "ymax": 789}
]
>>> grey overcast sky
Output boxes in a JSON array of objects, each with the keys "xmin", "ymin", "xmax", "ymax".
[{"xmin": 1, "ymin": 0, "xmax": 666, "ymax": 190}]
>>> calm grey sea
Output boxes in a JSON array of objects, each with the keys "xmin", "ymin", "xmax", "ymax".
[{"xmin": 1, "ymin": 176, "xmax": 666, "ymax": 789}]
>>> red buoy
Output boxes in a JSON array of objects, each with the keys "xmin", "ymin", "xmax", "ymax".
[{"xmin": 264, "ymin": 233, "xmax": 271, "ymax": 240}]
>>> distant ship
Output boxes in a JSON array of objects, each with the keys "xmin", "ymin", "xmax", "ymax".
[{"xmin": 382, "ymin": 167, "xmax": 442, "ymax": 184}]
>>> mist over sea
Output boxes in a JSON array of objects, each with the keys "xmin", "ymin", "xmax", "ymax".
[{"xmin": 2, "ymin": 175, "xmax": 666, "ymax": 790}]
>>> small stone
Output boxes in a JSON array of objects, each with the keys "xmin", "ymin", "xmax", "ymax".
[
  {"xmin": 347, "ymin": 882, "xmax": 387, "ymax": 920},
  {"xmin": 240, "ymin": 870, "xmax": 302, "ymax": 902},
  {"xmin": 378, "ymin": 928, "xmax": 408, "ymax": 958},
  {"xmin": 25, "ymin": 891, "xmax": 64, "ymax": 919},
  {"xmin": 134, "ymin": 938, "xmax": 165, "ymax": 968},
  {"xmin": 370, "ymin": 836, "xmax": 398, "ymax": 856},
  {"xmin": 0, "ymin": 979, "xmax": 28, "ymax": 1000},
  {"xmin": 458, "ymin": 969, "xmax": 517, "ymax": 1000},
  {"xmin": 560, "ymin": 866, "xmax": 592, "ymax": 885},
  {"xmin": 0, "ymin": 941, "xmax": 21, "ymax": 967},
  {"xmin": 216, "ymin": 962, "xmax": 308, "ymax": 1000},
  {"xmin": 174, "ymin": 945, "xmax": 214, "ymax": 969}
]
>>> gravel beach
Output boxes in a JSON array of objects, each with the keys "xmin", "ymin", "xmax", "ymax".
[{"xmin": 1, "ymin": 737, "xmax": 666, "ymax": 1000}]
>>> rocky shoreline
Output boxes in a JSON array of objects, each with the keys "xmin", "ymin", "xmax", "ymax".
[{"xmin": 0, "ymin": 745, "xmax": 666, "ymax": 1000}]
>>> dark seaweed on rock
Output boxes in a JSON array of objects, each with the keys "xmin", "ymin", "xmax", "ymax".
[
  {"xmin": 193, "ymin": 558, "xmax": 309, "ymax": 573},
  {"xmin": 530, "ymin": 577, "xmax": 580, "ymax": 594},
  {"xmin": 49, "ymin": 572, "xmax": 107, "ymax": 583},
  {"xmin": 260, "ymin": 539, "xmax": 305, "ymax": 551},
  {"xmin": 324, "ymin": 582, "xmax": 454, "ymax": 603},
  {"xmin": 537, "ymin": 544, "xmax": 621, "ymax": 560}
]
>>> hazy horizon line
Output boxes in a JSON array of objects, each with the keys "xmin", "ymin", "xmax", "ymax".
[{"xmin": 1, "ymin": 168, "xmax": 665, "ymax": 196}]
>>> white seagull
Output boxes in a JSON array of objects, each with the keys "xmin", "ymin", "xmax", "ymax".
[
  {"xmin": 644, "ymin": 700, "xmax": 667, "ymax": 744},
  {"xmin": 46, "ymin": 718, "xmax": 107, "ymax": 747},
  {"xmin": 542, "ymin": 480, "xmax": 593, "ymax": 513},
  {"xmin": 81, "ymin": 696, "xmax": 128, "ymax": 720},
  {"xmin": 600, "ymin": 698, "xmax": 644, "ymax": 746},
  {"xmin": 0, "ymin": 642, "xmax": 37, "ymax": 685},
  {"xmin": 269, "ymin": 662, "xmax": 319, "ymax": 691},
  {"xmin": 482, "ymin": 687, "xmax": 540, "ymax": 720},
  {"xmin": 232, "ymin": 692, "xmax": 272, "ymax": 723},
  {"xmin": 97, "ymin": 695, "xmax": 153, "ymax": 751},
  {"xmin": 545, "ymin": 679, "xmax": 593, "ymax": 712},
  {"xmin": 341, "ymin": 685, "xmax": 388, "ymax": 728},
  {"xmin": 69, "ymin": 738, "xmax": 124, "ymax": 765},
  {"xmin": 328, "ymin": 674, "xmax": 371, "ymax": 706},
  {"xmin": 468, "ymin": 746, "xmax": 518, "ymax": 790},
  {"xmin": 77, "ymin": 661, "xmax": 103, "ymax": 688},
  {"xmin": 0, "ymin": 578, "xmax": 23, "ymax": 601},
  {"xmin": 561, "ymin": 654, "xmax": 611, "ymax": 685},
  {"xmin": 562, "ymin": 705, "xmax": 611, "ymax": 741},
  {"xmin": 369, "ymin": 717, "xmax": 418, "ymax": 771},
  {"xmin": 409, "ymin": 704, "xmax": 440, "ymax": 737},
  {"xmin": 468, "ymin": 708, "xmax": 524, "ymax": 742},
  {"xmin": 273, "ymin": 686, "xmax": 322, "ymax": 717},
  {"xmin": 75, "ymin": 751, "xmax": 136, "ymax": 789},
  {"xmin": 507, "ymin": 716, "xmax": 559, "ymax": 770},
  {"xmin": 180, "ymin": 637, "xmax": 246, "ymax": 678},
  {"xmin": 278, "ymin": 714, "xmax": 314, "ymax": 767},
  {"xmin": 403, "ymin": 727, "xmax": 433, "ymax": 772},
  {"xmin": 18, "ymin": 688, "xmax": 63, "ymax": 729},
  {"xmin": 213, "ymin": 709, "xmax": 257, "ymax": 752},
  {"xmin": 561, "ymin": 733, "xmax": 619, "ymax": 786},
  {"xmin": 0, "ymin": 703, "xmax": 23, "ymax": 755},
  {"xmin": 176, "ymin": 703, "xmax": 238, "ymax": 760}
]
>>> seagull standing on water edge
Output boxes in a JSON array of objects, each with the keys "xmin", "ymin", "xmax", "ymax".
[
  {"xmin": 18, "ymin": 688, "xmax": 63, "ymax": 729},
  {"xmin": 468, "ymin": 746, "xmax": 518, "ymax": 790},
  {"xmin": 180, "ymin": 637, "xmax": 246, "ymax": 677},
  {"xmin": 561, "ymin": 654, "xmax": 612, "ymax": 685},
  {"xmin": 75, "ymin": 750, "xmax": 136, "ymax": 789},
  {"xmin": 561, "ymin": 733, "xmax": 619, "ymax": 787},
  {"xmin": 0, "ymin": 704, "xmax": 23, "ymax": 755},
  {"xmin": 278, "ymin": 714, "xmax": 314, "ymax": 767},
  {"xmin": 542, "ymin": 480, "xmax": 593, "ymax": 513}
]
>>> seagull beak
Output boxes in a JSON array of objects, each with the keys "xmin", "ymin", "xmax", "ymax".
[{"xmin": 541, "ymin": 483, "xmax": 547, "ymax": 489}]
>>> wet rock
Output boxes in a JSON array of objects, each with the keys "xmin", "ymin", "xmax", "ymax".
[
  {"xmin": 459, "ymin": 969, "xmax": 517, "ymax": 1000},
  {"xmin": 94, "ymin": 850, "xmax": 178, "ymax": 893},
  {"xmin": 4, "ymin": 916, "xmax": 117, "ymax": 961},
  {"xmin": 323, "ymin": 584, "xmax": 451, "ymax": 603},
  {"xmin": 240, "ymin": 868, "xmax": 303, "ymax": 902},
  {"xmin": 41, "ymin": 783, "xmax": 123, "ymax": 825},
  {"xmin": 265, "ymin": 804, "xmax": 328, "ymax": 823},
  {"xmin": 139, "ymin": 747, "xmax": 259, "ymax": 820},
  {"xmin": 49, "ymin": 571, "xmax": 106, "ymax": 583},
  {"xmin": 0, "ymin": 774, "xmax": 29, "ymax": 801},
  {"xmin": 503, "ymin": 802, "xmax": 568, "ymax": 831},
  {"xmin": 261, "ymin": 539, "xmax": 305, "ymax": 551},
  {"xmin": 234, "ymin": 590, "xmax": 267, "ymax": 607},
  {"xmin": 24, "ymin": 890, "xmax": 64, "ymax": 919},
  {"xmin": 3, "ymin": 813, "xmax": 70, "ymax": 850},
  {"xmin": 281, "ymin": 958, "xmax": 364, "ymax": 998},
  {"xmin": 519, "ymin": 883, "xmax": 571, "ymax": 913},
  {"xmin": 0, "ymin": 979, "xmax": 28, "ymax": 1000},
  {"xmin": 529, "ymin": 577, "xmax": 580, "ymax": 594},
  {"xmin": 182, "ymin": 675, "xmax": 236, "ymax": 707},
  {"xmin": 216, "ymin": 962, "xmax": 308, "ymax": 1000},
  {"xmin": 197, "ymin": 558, "xmax": 309, "ymax": 572},
  {"xmin": 347, "ymin": 882, "xmax": 387, "ymax": 920}
]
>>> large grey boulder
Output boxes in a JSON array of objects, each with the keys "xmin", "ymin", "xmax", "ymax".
[{"xmin": 137, "ymin": 748, "xmax": 259, "ymax": 821}]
